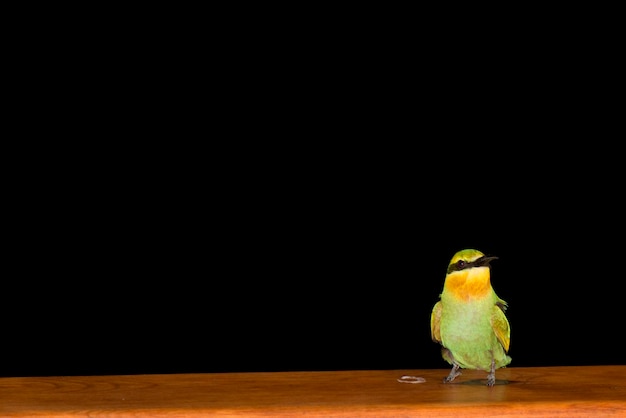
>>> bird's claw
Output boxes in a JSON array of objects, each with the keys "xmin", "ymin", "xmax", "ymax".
[{"xmin": 443, "ymin": 366, "xmax": 462, "ymax": 384}]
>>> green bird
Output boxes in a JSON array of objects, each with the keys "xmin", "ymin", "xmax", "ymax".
[{"xmin": 430, "ymin": 249, "xmax": 511, "ymax": 386}]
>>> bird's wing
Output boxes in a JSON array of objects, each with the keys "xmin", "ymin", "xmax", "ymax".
[
  {"xmin": 430, "ymin": 301, "xmax": 442, "ymax": 343},
  {"xmin": 491, "ymin": 304, "xmax": 511, "ymax": 352}
]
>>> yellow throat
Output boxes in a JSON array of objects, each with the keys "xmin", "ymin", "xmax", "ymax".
[{"xmin": 444, "ymin": 267, "xmax": 492, "ymax": 301}]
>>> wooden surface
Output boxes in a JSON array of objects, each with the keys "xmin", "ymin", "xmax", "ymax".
[{"xmin": 1, "ymin": 366, "xmax": 625, "ymax": 417}]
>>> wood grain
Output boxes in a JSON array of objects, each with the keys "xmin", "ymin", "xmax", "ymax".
[{"xmin": 1, "ymin": 366, "xmax": 625, "ymax": 417}]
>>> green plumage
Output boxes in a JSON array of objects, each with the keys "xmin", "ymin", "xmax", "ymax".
[{"xmin": 430, "ymin": 249, "xmax": 511, "ymax": 386}]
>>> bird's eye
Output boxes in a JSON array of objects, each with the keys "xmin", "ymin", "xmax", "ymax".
[{"xmin": 458, "ymin": 260, "xmax": 466, "ymax": 268}]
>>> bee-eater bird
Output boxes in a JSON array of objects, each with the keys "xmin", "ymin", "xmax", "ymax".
[{"xmin": 430, "ymin": 249, "xmax": 511, "ymax": 386}]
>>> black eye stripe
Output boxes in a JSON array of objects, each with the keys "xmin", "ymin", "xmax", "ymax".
[
  {"xmin": 446, "ymin": 255, "xmax": 497, "ymax": 274},
  {"xmin": 447, "ymin": 259, "xmax": 476, "ymax": 274}
]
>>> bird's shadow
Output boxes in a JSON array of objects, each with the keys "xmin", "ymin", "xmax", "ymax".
[{"xmin": 456, "ymin": 379, "xmax": 513, "ymax": 386}]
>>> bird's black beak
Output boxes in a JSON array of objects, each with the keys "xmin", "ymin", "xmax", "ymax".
[{"xmin": 475, "ymin": 255, "xmax": 498, "ymax": 267}]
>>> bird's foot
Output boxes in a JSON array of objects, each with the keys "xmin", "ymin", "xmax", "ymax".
[
  {"xmin": 443, "ymin": 364, "xmax": 461, "ymax": 384},
  {"xmin": 486, "ymin": 357, "xmax": 496, "ymax": 386}
]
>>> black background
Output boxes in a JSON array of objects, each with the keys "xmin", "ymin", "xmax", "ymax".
[
  {"xmin": 4, "ymin": 20, "xmax": 624, "ymax": 376},
  {"xmin": 4, "ymin": 139, "xmax": 624, "ymax": 377}
]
